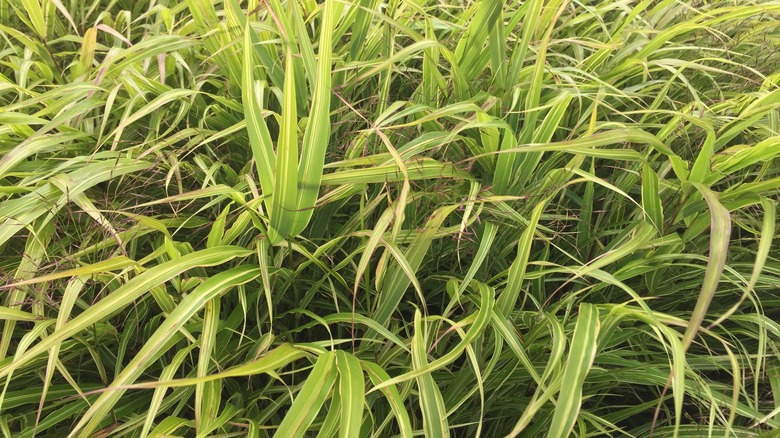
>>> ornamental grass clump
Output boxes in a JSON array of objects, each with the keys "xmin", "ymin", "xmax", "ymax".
[{"xmin": 0, "ymin": 0, "xmax": 779, "ymax": 436}]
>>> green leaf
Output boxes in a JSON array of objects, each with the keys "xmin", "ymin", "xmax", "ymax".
[
  {"xmin": 335, "ymin": 351, "xmax": 364, "ymax": 437},
  {"xmin": 681, "ymin": 183, "xmax": 731, "ymax": 351},
  {"xmin": 276, "ymin": 351, "xmax": 338, "ymax": 438},
  {"xmin": 546, "ymin": 303, "xmax": 600, "ymax": 438}
]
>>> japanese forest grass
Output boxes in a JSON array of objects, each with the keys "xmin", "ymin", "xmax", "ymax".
[{"xmin": 1, "ymin": 0, "xmax": 779, "ymax": 436}]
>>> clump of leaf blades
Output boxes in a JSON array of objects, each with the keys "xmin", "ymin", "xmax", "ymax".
[{"xmin": 1, "ymin": 0, "xmax": 779, "ymax": 437}]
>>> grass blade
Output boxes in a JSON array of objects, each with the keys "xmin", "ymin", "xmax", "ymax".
[
  {"xmin": 546, "ymin": 303, "xmax": 600, "ymax": 438},
  {"xmin": 335, "ymin": 351, "xmax": 365, "ymax": 437},
  {"xmin": 276, "ymin": 351, "xmax": 338, "ymax": 438}
]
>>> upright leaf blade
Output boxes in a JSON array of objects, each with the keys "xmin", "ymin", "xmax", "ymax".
[
  {"xmin": 268, "ymin": 41, "xmax": 300, "ymax": 243},
  {"xmin": 546, "ymin": 303, "xmax": 600, "ymax": 438},
  {"xmin": 243, "ymin": 24, "xmax": 276, "ymax": 205},
  {"xmin": 293, "ymin": 0, "xmax": 337, "ymax": 236},
  {"xmin": 335, "ymin": 351, "xmax": 365, "ymax": 437},
  {"xmin": 276, "ymin": 351, "xmax": 338, "ymax": 438}
]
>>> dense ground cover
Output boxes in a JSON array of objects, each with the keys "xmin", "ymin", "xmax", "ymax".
[{"xmin": 1, "ymin": 0, "xmax": 779, "ymax": 436}]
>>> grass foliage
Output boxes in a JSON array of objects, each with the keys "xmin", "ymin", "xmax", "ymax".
[{"xmin": 1, "ymin": 0, "xmax": 780, "ymax": 436}]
